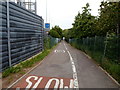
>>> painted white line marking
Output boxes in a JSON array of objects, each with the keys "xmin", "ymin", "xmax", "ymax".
[
  {"xmin": 45, "ymin": 78, "xmax": 59, "ymax": 89},
  {"xmin": 63, "ymin": 42, "xmax": 79, "ymax": 88},
  {"xmin": 70, "ymin": 79, "xmax": 74, "ymax": 88},
  {"xmin": 63, "ymin": 50, "xmax": 66, "ymax": 53},
  {"xmin": 7, "ymin": 52, "xmax": 44, "ymax": 89},
  {"xmin": 54, "ymin": 50, "xmax": 57, "ymax": 53},
  {"xmin": 60, "ymin": 79, "xmax": 74, "ymax": 88},
  {"xmin": 60, "ymin": 79, "xmax": 64, "ymax": 88},
  {"xmin": 33, "ymin": 77, "xmax": 43, "ymax": 88},
  {"xmin": 54, "ymin": 50, "xmax": 66, "ymax": 53},
  {"xmin": 26, "ymin": 76, "xmax": 38, "ymax": 88}
]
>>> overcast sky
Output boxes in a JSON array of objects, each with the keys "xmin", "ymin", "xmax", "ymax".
[{"xmin": 37, "ymin": 0, "xmax": 102, "ymax": 29}]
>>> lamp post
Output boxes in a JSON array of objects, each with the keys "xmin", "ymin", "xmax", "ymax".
[{"xmin": 46, "ymin": 0, "xmax": 48, "ymax": 23}]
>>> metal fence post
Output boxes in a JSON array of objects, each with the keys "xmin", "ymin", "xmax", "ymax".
[
  {"xmin": 102, "ymin": 32, "xmax": 108, "ymax": 64},
  {"xmin": 93, "ymin": 36, "xmax": 97, "ymax": 53},
  {"xmin": 7, "ymin": 0, "xmax": 12, "ymax": 67},
  {"xmin": 83, "ymin": 38, "xmax": 84, "ymax": 45}
]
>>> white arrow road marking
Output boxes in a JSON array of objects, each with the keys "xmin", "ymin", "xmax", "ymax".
[{"xmin": 63, "ymin": 42, "xmax": 79, "ymax": 88}]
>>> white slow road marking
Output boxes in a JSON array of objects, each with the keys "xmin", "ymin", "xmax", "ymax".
[
  {"xmin": 26, "ymin": 76, "xmax": 39, "ymax": 88},
  {"xmin": 45, "ymin": 78, "xmax": 59, "ymax": 89},
  {"xmin": 63, "ymin": 42, "xmax": 79, "ymax": 88}
]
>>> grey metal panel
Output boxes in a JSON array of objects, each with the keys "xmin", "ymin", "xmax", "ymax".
[
  {"xmin": 9, "ymin": 9, "xmax": 41, "ymax": 24},
  {"xmin": 9, "ymin": 2, "xmax": 42, "ymax": 20},
  {"xmin": 9, "ymin": 16, "xmax": 40, "ymax": 26},
  {"xmin": 1, "ymin": 2, "xmax": 44, "ymax": 71}
]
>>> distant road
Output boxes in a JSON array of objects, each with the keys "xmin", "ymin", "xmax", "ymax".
[{"xmin": 11, "ymin": 41, "xmax": 119, "ymax": 88}]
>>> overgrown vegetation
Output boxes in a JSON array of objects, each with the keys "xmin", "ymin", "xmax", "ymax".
[
  {"xmin": 70, "ymin": 36, "xmax": 120, "ymax": 83},
  {"xmin": 44, "ymin": 36, "xmax": 59, "ymax": 50},
  {"xmin": 64, "ymin": 1, "xmax": 120, "ymax": 83},
  {"xmin": 49, "ymin": 26, "xmax": 63, "ymax": 38},
  {"xmin": 63, "ymin": 2, "xmax": 120, "ymax": 38},
  {"xmin": 3, "ymin": 37, "xmax": 58, "ymax": 78}
]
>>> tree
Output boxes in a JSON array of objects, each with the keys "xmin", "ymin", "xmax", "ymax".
[
  {"xmin": 96, "ymin": 1, "xmax": 119, "ymax": 36},
  {"xmin": 49, "ymin": 26, "xmax": 63, "ymax": 38},
  {"xmin": 49, "ymin": 30, "xmax": 60, "ymax": 38},
  {"xmin": 65, "ymin": 2, "xmax": 120, "ymax": 38},
  {"xmin": 71, "ymin": 3, "xmax": 96, "ymax": 38}
]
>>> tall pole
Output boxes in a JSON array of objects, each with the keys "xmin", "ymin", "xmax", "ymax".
[
  {"xmin": 46, "ymin": 0, "xmax": 47, "ymax": 23},
  {"xmin": 28, "ymin": 0, "xmax": 30, "ymax": 11},
  {"xmin": 35, "ymin": 0, "xmax": 37, "ymax": 14},
  {"xmin": 30, "ymin": 0, "xmax": 31, "ymax": 11},
  {"xmin": 7, "ymin": 0, "xmax": 12, "ymax": 67}
]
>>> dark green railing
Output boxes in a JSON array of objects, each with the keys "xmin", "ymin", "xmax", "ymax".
[{"xmin": 69, "ymin": 36, "xmax": 120, "ymax": 83}]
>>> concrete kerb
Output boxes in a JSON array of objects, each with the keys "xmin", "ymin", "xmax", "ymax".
[{"xmin": 82, "ymin": 52, "xmax": 120, "ymax": 87}]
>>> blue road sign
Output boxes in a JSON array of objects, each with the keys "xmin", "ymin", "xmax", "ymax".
[{"xmin": 45, "ymin": 23, "xmax": 50, "ymax": 28}]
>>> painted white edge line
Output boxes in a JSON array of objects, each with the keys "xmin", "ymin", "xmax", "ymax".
[
  {"xmin": 7, "ymin": 52, "xmax": 46, "ymax": 89},
  {"xmin": 83, "ymin": 51, "xmax": 120, "ymax": 86},
  {"xmin": 63, "ymin": 42, "xmax": 79, "ymax": 88},
  {"xmin": 7, "ymin": 44, "xmax": 59, "ymax": 89}
]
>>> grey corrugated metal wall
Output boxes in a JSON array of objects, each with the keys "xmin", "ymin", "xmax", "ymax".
[
  {"xmin": 0, "ymin": 2, "xmax": 2, "ymax": 72},
  {"xmin": 0, "ymin": 2, "xmax": 44, "ymax": 71}
]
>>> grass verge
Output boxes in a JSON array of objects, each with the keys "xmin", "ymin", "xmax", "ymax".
[{"xmin": 2, "ymin": 45, "xmax": 57, "ymax": 78}]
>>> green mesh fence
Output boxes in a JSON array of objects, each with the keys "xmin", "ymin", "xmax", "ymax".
[
  {"xmin": 70, "ymin": 36, "xmax": 120, "ymax": 64},
  {"xmin": 69, "ymin": 36, "xmax": 120, "ymax": 82},
  {"xmin": 44, "ymin": 36, "xmax": 59, "ymax": 50}
]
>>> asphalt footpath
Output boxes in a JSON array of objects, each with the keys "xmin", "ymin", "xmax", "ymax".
[{"xmin": 9, "ymin": 41, "xmax": 119, "ymax": 89}]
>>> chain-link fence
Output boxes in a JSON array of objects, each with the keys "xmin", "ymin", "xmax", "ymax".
[
  {"xmin": 69, "ymin": 35, "xmax": 120, "ymax": 82},
  {"xmin": 44, "ymin": 36, "xmax": 59, "ymax": 50}
]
